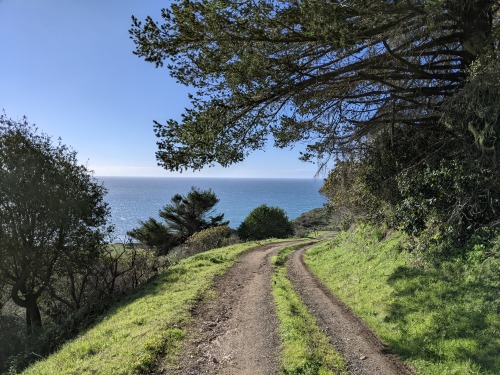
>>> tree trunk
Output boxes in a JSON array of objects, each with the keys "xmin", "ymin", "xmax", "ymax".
[
  {"xmin": 460, "ymin": 0, "xmax": 492, "ymax": 67},
  {"xmin": 25, "ymin": 294, "xmax": 42, "ymax": 334}
]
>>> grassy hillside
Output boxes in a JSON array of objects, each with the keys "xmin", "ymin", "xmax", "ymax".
[
  {"xmin": 304, "ymin": 225, "xmax": 500, "ymax": 375},
  {"xmin": 21, "ymin": 240, "xmax": 283, "ymax": 375}
]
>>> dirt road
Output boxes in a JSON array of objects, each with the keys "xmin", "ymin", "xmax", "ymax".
[
  {"xmin": 157, "ymin": 241, "xmax": 416, "ymax": 375},
  {"xmin": 159, "ymin": 242, "xmax": 287, "ymax": 375}
]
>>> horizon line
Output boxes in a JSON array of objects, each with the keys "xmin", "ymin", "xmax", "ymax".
[{"xmin": 95, "ymin": 175, "xmax": 323, "ymax": 180}]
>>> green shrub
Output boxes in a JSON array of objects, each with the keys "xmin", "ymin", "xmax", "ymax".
[
  {"xmin": 0, "ymin": 309, "xmax": 27, "ymax": 373},
  {"xmin": 292, "ymin": 207, "xmax": 334, "ymax": 237},
  {"xmin": 127, "ymin": 187, "xmax": 228, "ymax": 255},
  {"xmin": 183, "ymin": 226, "xmax": 235, "ymax": 255},
  {"xmin": 238, "ymin": 205, "xmax": 294, "ymax": 240},
  {"xmin": 396, "ymin": 159, "xmax": 500, "ymax": 244}
]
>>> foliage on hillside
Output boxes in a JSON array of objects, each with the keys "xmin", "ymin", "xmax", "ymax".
[
  {"xmin": 292, "ymin": 208, "xmax": 332, "ymax": 237},
  {"xmin": 304, "ymin": 225, "xmax": 500, "ymax": 375},
  {"xmin": 1, "ymin": 244, "xmax": 168, "ymax": 373},
  {"xmin": 180, "ymin": 225, "xmax": 237, "ymax": 257},
  {"xmin": 292, "ymin": 206, "xmax": 360, "ymax": 236},
  {"xmin": 0, "ymin": 114, "xmax": 111, "ymax": 333},
  {"xmin": 238, "ymin": 205, "xmax": 294, "ymax": 240},
  {"xmin": 127, "ymin": 187, "xmax": 228, "ymax": 255}
]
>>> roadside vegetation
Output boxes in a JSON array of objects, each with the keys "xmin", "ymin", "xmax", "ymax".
[
  {"xmin": 292, "ymin": 207, "xmax": 334, "ymax": 238},
  {"xmin": 238, "ymin": 204, "xmax": 294, "ymax": 241},
  {"xmin": 304, "ymin": 225, "xmax": 500, "ymax": 375},
  {"xmin": 21, "ymin": 240, "xmax": 281, "ymax": 375},
  {"xmin": 272, "ymin": 244, "xmax": 347, "ymax": 375},
  {"xmin": 127, "ymin": 187, "xmax": 229, "ymax": 255}
]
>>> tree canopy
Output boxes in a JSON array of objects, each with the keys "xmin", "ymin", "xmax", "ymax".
[
  {"xmin": 130, "ymin": 0, "xmax": 499, "ymax": 171},
  {"xmin": 0, "ymin": 114, "xmax": 110, "ymax": 331},
  {"xmin": 127, "ymin": 187, "xmax": 228, "ymax": 254}
]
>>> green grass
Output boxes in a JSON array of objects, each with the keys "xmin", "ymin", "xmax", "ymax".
[
  {"xmin": 272, "ymin": 244, "xmax": 347, "ymax": 375},
  {"xmin": 304, "ymin": 225, "xmax": 500, "ymax": 375},
  {"xmin": 22, "ymin": 240, "xmax": 285, "ymax": 375},
  {"xmin": 303, "ymin": 230, "xmax": 334, "ymax": 239}
]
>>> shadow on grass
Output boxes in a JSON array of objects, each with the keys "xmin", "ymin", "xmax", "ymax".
[{"xmin": 384, "ymin": 260, "xmax": 500, "ymax": 373}]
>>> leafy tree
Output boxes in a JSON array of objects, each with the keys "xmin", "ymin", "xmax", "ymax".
[
  {"xmin": 130, "ymin": 0, "xmax": 498, "ymax": 170},
  {"xmin": 127, "ymin": 187, "xmax": 228, "ymax": 254},
  {"xmin": 320, "ymin": 160, "xmax": 383, "ymax": 219},
  {"xmin": 238, "ymin": 205, "xmax": 294, "ymax": 240},
  {"xmin": 126, "ymin": 218, "xmax": 177, "ymax": 255},
  {"xmin": 0, "ymin": 114, "xmax": 110, "ymax": 332},
  {"xmin": 395, "ymin": 159, "xmax": 500, "ymax": 242}
]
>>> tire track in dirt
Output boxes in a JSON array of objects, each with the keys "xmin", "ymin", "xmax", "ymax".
[
  {"xmin": 287, "ymin": 245, "xmax": 417, "ymax": 375},
  {"xmin": 157, "ymin": 242, "xmax": 297, "ymax": 375}
]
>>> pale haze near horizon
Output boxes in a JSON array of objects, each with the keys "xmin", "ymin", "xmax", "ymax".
[{"xmin": 0, "ymin": 0, "xmax": 322, "ymax": 179}]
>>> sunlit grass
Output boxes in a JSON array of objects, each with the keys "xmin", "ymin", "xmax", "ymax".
[
  {"xmin": 304, "ymin": 225, "xmax": 500, "ymax": 375},
  {"xmin": 272, "ymin": 244, "xmax": 347, "ymax": 374},
  {"xmin": 22, "ymin": 240, "xmax": 285, "ymax": 375},
  {"xmin": 304, "ymin": 230, "xmax": 335, "ymax": 239}
]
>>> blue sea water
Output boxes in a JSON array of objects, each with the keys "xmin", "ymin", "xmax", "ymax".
[{"xmin": 98, "ymin": 177, "xmax": 326, "ymax": 240}]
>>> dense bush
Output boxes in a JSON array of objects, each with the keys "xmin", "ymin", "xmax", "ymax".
[
  {"xmin": 126, "ymin": 218, "xmax": 176, "ymax": 256},
  {"xmin": 321, "ymin": 160, "xmax": 383, "ymax": 219},
  {"xmin": 396, "ymin": 159, "xmax": 500, "ymax": 246},
  {"xmin": 0, "ymin": 309, "xmax": 26, "ymax": 372},
  {"xmin": 237, "ymin": 205, "xmax": 294, "ymax": 240},
  {"xmin": 292, "ymin": 208, "xmax": 333, "ymax": 237},
  {"xmin": 322, "ymin": 122, "xmax": 500, "ymax": 253},
  {"xmin": 182, "ymin": 226, "xmax": 236, "ymax": 256}
]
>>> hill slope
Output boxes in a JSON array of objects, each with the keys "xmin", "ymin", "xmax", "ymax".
[
  {"xmin": 21, "ymin": 241, "xmax": 275, "ymax": 374},
  {"xmin": 304, "ymin": 225, "xmax": 500, "ymax": 375}
]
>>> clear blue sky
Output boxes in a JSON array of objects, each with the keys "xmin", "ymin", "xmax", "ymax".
[{"xmin": 0, "ymin": 0, "xmax": 320, "ymax": 178}]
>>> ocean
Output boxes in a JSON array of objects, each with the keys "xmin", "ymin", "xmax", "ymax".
[{"xmin": 98, "ymin": 177, "xmax": 326, "ymax": 241}]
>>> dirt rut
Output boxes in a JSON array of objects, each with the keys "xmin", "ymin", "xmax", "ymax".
[
  {"xmin": 158, "ymin": 242, "xmax": 290, "ymax": 375},
  {"xmin": 287, "ymin": 246, "xmax": 417, "ymax": 375}
]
